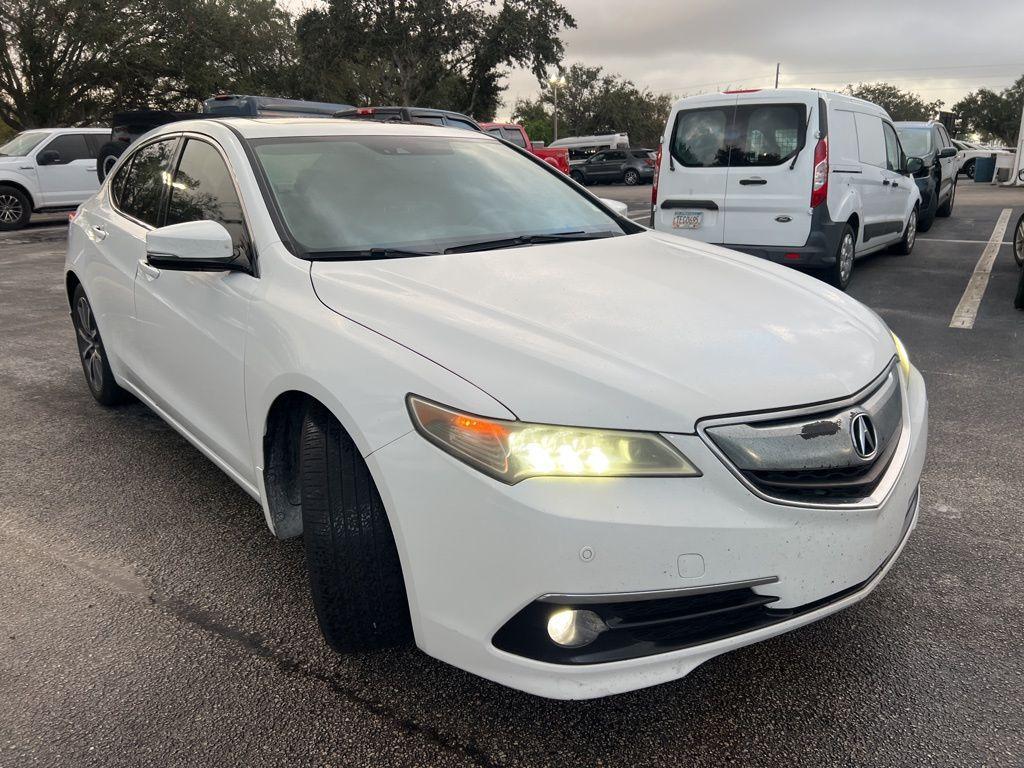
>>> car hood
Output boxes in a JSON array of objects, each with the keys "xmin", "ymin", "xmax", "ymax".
[{"xmin": 310, "ymin": 232, "xmax": 894, "ymax": 432}]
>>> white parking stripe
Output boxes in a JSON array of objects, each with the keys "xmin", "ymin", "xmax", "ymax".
[
  {"xmin": 949, "ymin": 208, "xmax": 1013, "ymax": 330},
  {"xmin": 919, "ymin": 238, "xmax": 1013, "ymax": 245}
]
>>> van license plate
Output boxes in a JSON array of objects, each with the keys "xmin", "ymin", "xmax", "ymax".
[{"xmin": 672, "ymin": 211, "xmax": 703, "ymax": 230}]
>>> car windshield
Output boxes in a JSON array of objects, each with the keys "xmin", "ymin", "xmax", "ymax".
[
  {"xmin": 895, "ymin": 127, "xmax": 932, "ymax": 158},
  {"xmin": 252, "ymin": 135, "xmax": 626, "ymax": 256},
  {"xmin": 0, "ymin": 131, "xmax": 48, "ymax": 157}
]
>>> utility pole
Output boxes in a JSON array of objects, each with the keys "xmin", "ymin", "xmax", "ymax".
[
  {"xmin": 549, "ymin": 75, "xmax": 566, "ymax": 142},
  {"xmin": 775, "ymin": 62, "xmax": 780, "ymax": 89}
]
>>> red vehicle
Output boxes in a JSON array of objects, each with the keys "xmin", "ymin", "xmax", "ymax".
[{"xmin": 480, "ymin": 122, "xmax": 571, "ymax": 174}]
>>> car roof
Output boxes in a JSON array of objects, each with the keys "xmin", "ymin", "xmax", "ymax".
[
  {"xmin": 895, "ymin": 121, "xmax": 932, "ymax": 128},
  {"xmin": 25, "ymin": 127, "xmax": 110, "ymax": 133},
  {"xmin": 669, "ymin": 88, "xmax": 890, "ymax": 118},
  {"xmin": 145, "ymin": 117, "xmax": 495, "ymax": 142}
]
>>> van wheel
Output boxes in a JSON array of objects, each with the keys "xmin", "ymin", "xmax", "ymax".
[
  {"xmin": 894, "ymin": 208, "xmax": 918, "ymax": 255},
  {"xmin": 936, "ymin": 180, "xmax": 955, "ymax": 217},
  {"xmin": 824, "ymin": 224, "xmax": 856, "ymax": 290},
  {"xmin": 0, "ymin": 185, "xmax": 31, "ymax": 231},
  {"xmin": 300, "ymin": 401, "xmax": 412, "ymax": 652},
  {"xmin": 623, "ymin": 169, "xmax": 640, "ymax": 185}
]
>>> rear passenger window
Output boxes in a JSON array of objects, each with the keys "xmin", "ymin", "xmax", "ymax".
[
  {"xmin": 115, "ymin": 138, "xmax": 178, "ymax": 226},
  {"xmin": 445, "ymin": 117, "xmax": 479, "ymax": 132},
  {"xmin": 41, "ymin": 134, "xmax": 91, "ymax": 164},
  {"xmin": 730, "ymin": 104, "xmax": 805, "ymax": 166},
  {"xmin": 671, "ymin": 107, "xmax": 730, "ymax": 167},
  {"xmin": 854, "ymin": 113, "xmax": 886, "ymax": 168},
  {"xmin": 84, "ymin": 134, "xmax": 111, "ymax": 157},
  {"xmin": 166, "ymin": 139, "xmax": 248, "ymax": 258}
]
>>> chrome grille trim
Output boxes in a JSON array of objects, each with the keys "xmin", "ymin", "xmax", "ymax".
[{"xmin": 697, "ymin": 359, "xmax": 911, "ymax": 510}]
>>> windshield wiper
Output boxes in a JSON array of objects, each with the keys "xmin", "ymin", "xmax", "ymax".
[
  {"xmin": 307, "ymin": 247, "xmax": 437, "ymax": 261},
  {"xmin": 443, "ymin": 231, "xmax": 618, "ymax": 255}
]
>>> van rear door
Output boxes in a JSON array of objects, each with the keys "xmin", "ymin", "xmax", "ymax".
[
  {"xmin": 653, "ymin": 95, "xmax": 737, "ymax": 243},
  {"xmin": 722, "ymin": 94, "xmax": 814, "ymax": 247}
]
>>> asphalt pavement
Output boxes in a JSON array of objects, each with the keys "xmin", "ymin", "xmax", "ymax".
[{"xmin": 1, "ymin": 182, "xmax": 1022, "ymax": 767}]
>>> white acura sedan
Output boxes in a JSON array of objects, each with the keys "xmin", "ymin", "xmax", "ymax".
[{"xmin": 65, "ymin": 118, "xmax": 927, "ymax": 699}]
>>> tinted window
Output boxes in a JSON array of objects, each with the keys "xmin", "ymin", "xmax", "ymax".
[
  {"xmin": 485, "ymin": 128, "xmax": 503, "ymax": 139},
  {"xmin": 672, "ymin": 107, "xmax": 730, "ymax": 167},
  {"xmin": 253, "ymin": 135, "xmax": 624, "ymax": 254},
  {"xmin": 604, "ymin": 151, "xmax": 627, "ymax": 161},
  {"xmin": 115, "ymin": 138, "xmax": 177, "ymax": 226},
  {"xmin": 671, "ymin": 104, "xmax": 805, "ymax": 168},
  {"xmin": 41, "ymin": 133, "xmax": 90, "ymax": 164},
  {"xmin": 412, "ymin": 115, "xmax": 445, "ymax": 126},
  {"xmin": 445, "ymin": 117, "xmax": 479, "ymax": 132},
  {"xmin": 936, "ymin": 125, "xmax": 952, "ymax": 148},
  {"xmin": 501, "ymin": 128, "xmax": 528, "ymax": 148},
  {"xmin": 166, "ymin": 139, "xmax": 247, "ymax": 257},
  {"xmin": 85, "ymin": 134, "xmax": 111, "ymax": 156},
  {"xmin": 882, "ymin": 122, "xmax": 902, "ymax": 172}
]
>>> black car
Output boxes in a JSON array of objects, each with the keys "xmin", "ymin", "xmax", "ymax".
[
  {"xmin": 569, "ymin": 148, "xmax": 656, "ymax": 186},
  {"xmin": 334, "ymin": 106, "xmax": 482, "ymax": 132},
  {"xmin": 96, "ymin": 95, "xmax": 353, "ymax": 180},
  {"xmin": 895, "ymin": 121, "xmax": 959, "ymax": 232}
]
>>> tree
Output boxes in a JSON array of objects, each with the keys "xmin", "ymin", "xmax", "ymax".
[
  {"xmin": 954, "ymin": 76, "xmax": 1024, "ymax": 145},
  {"xmin": 845, "ymin": 82, "xmax": 943, "ymax": 123},
  {"xmin": 0, "ymin": 0, "xmax": 298, "ymax": 130},
  {"xmin": 510, "ymin": 96, "xmax": 552, "ymax": 144},
  {"xmin": 516, "ymin": 64, "xmax": 673, "ymax": 147},
  {"xmin": 294, "ymin": 0, "xmax": 575, "ymax": 121}
]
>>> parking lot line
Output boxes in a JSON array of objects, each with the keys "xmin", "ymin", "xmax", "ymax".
[
  {"xmin": 949, "ymin": 208, "xmax": 1013, "ymax": 330},
  {"xmin": 919, "ymin": 238, "xmax": 1013, "ymax": 245}
]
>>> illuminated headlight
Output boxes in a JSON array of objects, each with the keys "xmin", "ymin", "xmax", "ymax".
[
  {"xmin": 890, "ymin": 331, "xmax": 911, "ymax": 377},
  {"xmin": 407, "ymin": 395, "xmax": 701, "ymax": 484}
]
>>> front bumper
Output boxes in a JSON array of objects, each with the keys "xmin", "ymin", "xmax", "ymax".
[{"xmin": 367, "ymin": 366, "xmax": 928, "ymax": 699}]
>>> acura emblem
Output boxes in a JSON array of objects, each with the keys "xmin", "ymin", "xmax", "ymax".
[{"xmin": 850, "ymin": 413, "xmax": 877, "ymax": 459}]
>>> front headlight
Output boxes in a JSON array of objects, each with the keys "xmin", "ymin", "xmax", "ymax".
[
  {"xmin": 890, "ymin": 331, "xmax": 911, "ymax": 377},
  {"xmin": 407, "ymin": 395, "xmax": 700, "ymax": 484}
]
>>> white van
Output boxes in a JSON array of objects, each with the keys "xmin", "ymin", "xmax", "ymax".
[
  {"xmin": 651, "ymin": 89, "xmax": 923, "ymax": 289},
  {"xmin": 549, "ymin": 133, "xmax": 630, "ymax": 167}
]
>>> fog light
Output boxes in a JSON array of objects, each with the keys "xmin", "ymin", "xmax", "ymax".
[{"xmin": 546, "ymin": 608, "xmax": 606, "ymax": 647}]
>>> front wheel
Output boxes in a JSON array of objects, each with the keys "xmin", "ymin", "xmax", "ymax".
[
  {"xmin": 894, "ymin": 207, "xmax": 918, "ymax": 255},
  {"xmin": 623, "ymin": 169, "xmax": 640, "ymax": 186},
  {"xmin": 300, "ymin": 402, "xmax": 412, "ymax": 652},
  {"xmin": 936, "ymin": 179, "xmax": 956, "ymax": 217},
  {"xmin": 965, "ymin": 160, "xmax": 976, "ymax": 180},
  {"xmin": 1013, "ymin": 212, "xmax": 1024, "ymax": 268},
  {"xmin": 0, "ymin": 185, "xmax": 31, "ymax": 231},
  {"xmin": 95, "ymin": 141, "xmax": 126, "ymax": 182},
  {"xmin": 823, "ymin": 224, "xmax": 856, "ymax": 290}
]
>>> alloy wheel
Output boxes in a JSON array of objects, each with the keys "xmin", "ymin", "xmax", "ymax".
[
  {"xmin": 1014, "ymin": 215, "xmax": 1024, "ymax": 267},
  {"xmin": 624, "ymin": 170, "xmax": 639, "ymax": 185},
  {"xmin": 0, "ymin": 193, "xmax": 23, "ymax": 224},
  {"xmin": 906, "ymin": 210, "xmax": 917, "ymax": 250},
  {"xmin": 839, "ymin": 233, "xmax": 854, "ymax": 284},
  {"xmin": 75, "ymin": 296, "xmax": 104, "ymax": 392}
]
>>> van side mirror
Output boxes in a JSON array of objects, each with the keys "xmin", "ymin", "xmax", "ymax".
[
  {"xmin": 904, "ymin": 157, "xmax": 924, "ymax": 176},
  {"xmin": 938, "ymin": 147, "xmax": 957, "ymax": 159},
  {"xmin": 37, "ymin": 150, "xmax": 61, "ymax": 166},
  {"xmin": 146, "ymin": 220, "xmax": 240, "ymax": 271}
]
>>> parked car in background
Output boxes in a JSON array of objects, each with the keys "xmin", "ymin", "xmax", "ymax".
[
  {"xmin": 0, "ymin": 127, "xmax": 111, "ymax": 230},
  {"xmin": 895, "ymin": 121, "xmax": 958, "ymax": 231},
  {"xmin": 65, "ymin": 116, "xmax": 926, "ymax": 699},
  {"xmin": 479, "ymin": 122, "xmax": 570, "ymax": 174},
  {"xmin": 335, "ymin": 106, "xmax": 481, "ymax": 132},
  {"xmin": 96, "ymin": 95, "xmax": 353, "ymax": 181},
  {"xmin": 549, "ymin": 133, "xmax": 630, "ymax": 167},
  {"xmin": 569, "ymin": 147, "xmax": 656, "ymax": 186},
  {"xmin": 951, "ymin": 139, "xmax": 1013, "ymax": 180},
  {"xmin": 652, "ymin": 89, "xmax": 922, "ymax": 290}
]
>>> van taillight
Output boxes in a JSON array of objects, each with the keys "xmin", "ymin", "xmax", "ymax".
[
  {"xmin": 651, "ymin": 145, "xmax": 663, "ymax": 223},
  {"xmin": 810, "ymin": 137, "xmax": 828, "ymax": 208}
]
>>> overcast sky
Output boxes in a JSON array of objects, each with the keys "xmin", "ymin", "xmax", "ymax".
[{"xmin": 496, "ymin": 0, "xmax": 1024, "ymax": 118}]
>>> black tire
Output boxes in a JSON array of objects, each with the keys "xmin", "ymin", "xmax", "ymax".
[
  {"xmin": 893, "ymin": 206, "xmax": 918, "ymax": 255},
  {"xmin": 300, "ymin": 402, "xmax": 412, "ymax": 652},
  {"xmin": 71, "ymin": 284, "xmax": 130, "ymax": 406},
  {"xmin": 570, "ymin": 170, "xmax": 586, "ymax": 185},
  {"xmin": 1013, "ymin": 212, "xmax": 1024, "ymax": 268},
  {"xmin": 936, "ymin": 179, "xmax": 955, "ymax": 217},
  {"xmin": 623, "ymin": 169, "xmax": 640, "ymax": 186},
  {"xmin": 96, "ymin": 141, "xmax": 126, "ymax": 182},
  {"xmin": 918, "ymin": 185, "xmax": 937, "ymax": 233},
  {"xmin": 0, "ymin": 184, "xmax": 31, "ymax": 231},
  {"xmin": 823, "ymin": 223, "xmax": 856, "ymax": 290},
  {"xmin": 965, "ymin": 159, "xmax": 976, "ymax": 180}
]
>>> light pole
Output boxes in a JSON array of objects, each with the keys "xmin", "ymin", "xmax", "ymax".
[{"xmin": 549, "ymin": 75, "xmax": 566, "ymax": 142}]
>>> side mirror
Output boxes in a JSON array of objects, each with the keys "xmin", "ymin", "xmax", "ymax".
[
  {"xmin": 904, "ymin": 157, "xmax": 924, "ymax": 176},
  {"xmin": 146, "ymin": 220, "xmax": 237, "ymax": 271},
  {"xmin": 37, "ymin": 150, "xmax": 61, "ymax": 166},
  {"xmin": 599, "ymin": 198, "xmax": 629, "ymax": 217},
  {"xmin": 938, "ymin": 147, "xmax": 957, "ymax": 159}
]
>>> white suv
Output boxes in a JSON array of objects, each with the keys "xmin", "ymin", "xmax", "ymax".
[
  {"xmin": 651, "ymin": 89, "xmax": 923, "ymax": 290},
  {"xmin": 0, "ymin": 127, "xmax": 111, "ymax": 230}
]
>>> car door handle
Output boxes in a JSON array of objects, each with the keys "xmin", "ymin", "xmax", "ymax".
[
  {"xmin": 892, "ymin": 181, "xmax": 900, "ymax": 188},
  {"xmin": 739, "ymin": 177, "xmax": 767, "ymax": 185},
  {"xmin": 138, "ymin": 258, "xmax": 160, "ymax": 281},
  {"xmin": 18, "ymin": 165, "xmax": 33, "ymax": 170},
  {"xmin": 882, "ymin": 179, "xmax": 891, "ymax": 186},
  {"xmin": 91, "ymin": 225, "xmax": 107, "ymax": 241}
]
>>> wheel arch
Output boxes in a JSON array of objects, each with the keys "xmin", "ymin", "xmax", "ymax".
[
  {"xmin": 0, "ymin": 178, "xmax": 36, "ymax": 210},
  {"xmin": 65, "ymin": 270, "xmax": 82, "ymax": 311}
]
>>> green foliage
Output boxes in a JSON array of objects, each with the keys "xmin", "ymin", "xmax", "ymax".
[
  {"xmin": 953, "ymin": 76, "xmax": 1024, "ymax": 145},
  {"xmin": 844, "ymin": 82, "xmax": 944, "ymax": 123},
  {"xmin": 516, "ymin": 64, "xmax": 673, "ymax": 147},
  {"xmin": 295, "ymin": 0, "xmax": 575, "ymax": 121},
  {"xmin": 511, "ymin": 97, "xmax": 552, "ymax": 144}
]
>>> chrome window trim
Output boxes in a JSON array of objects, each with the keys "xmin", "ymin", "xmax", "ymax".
[
  {"xmin": 537, "ymin": 576, "xmax": 779, "ymax": 605},
  {"xmin": 696, "ymin": 359, "xmax": 911, "ymax": 510}
]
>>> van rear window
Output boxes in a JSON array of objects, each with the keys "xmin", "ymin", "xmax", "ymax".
[{"xmin": 671, "ymin": 103, "xmax": 807, "ymax": 168}]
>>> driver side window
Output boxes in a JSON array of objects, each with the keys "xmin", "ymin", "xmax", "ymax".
[{"xmin": 882, "ymin": 123, "xmax": 902, "ymax": 173}]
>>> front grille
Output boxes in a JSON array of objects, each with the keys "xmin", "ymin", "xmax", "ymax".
[{"xmin": 703, "ymin": 364, "xmax": 904, "ymax": 505}]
